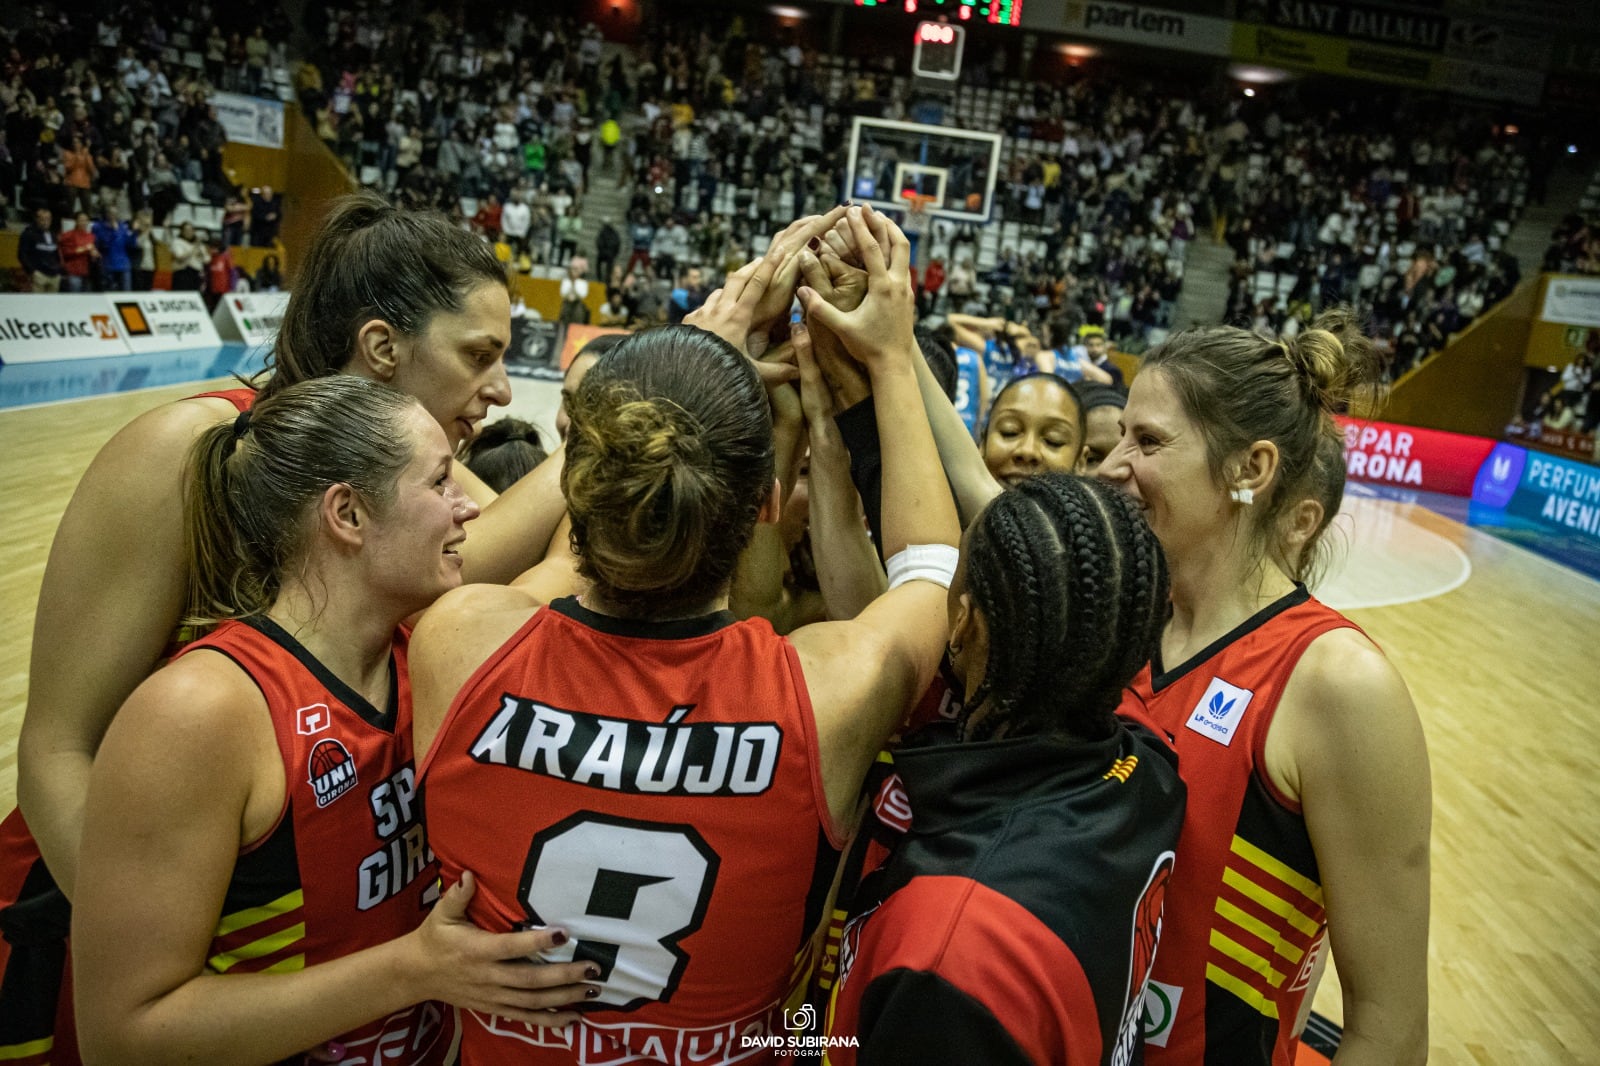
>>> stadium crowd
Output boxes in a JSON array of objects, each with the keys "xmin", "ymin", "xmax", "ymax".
[{"xmin": 1, "ymin": 1, "xmax": 290, "ymax": 295}]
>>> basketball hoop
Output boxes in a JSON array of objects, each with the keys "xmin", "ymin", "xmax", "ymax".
[{"xmin": 901, "ymin": 192, "xmax": 936, "ymax": 237}]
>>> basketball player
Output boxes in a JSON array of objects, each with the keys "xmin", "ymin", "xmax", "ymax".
[
  {"xmin": 410, "ymin": 205, "xmax": 960, "ymax": 1063},
  {"xmin": 1101, "ymin": 311, "xmax": 1430, "ymax": 1066},
  {"xmin": 981, "ymin": 372, "xmax": 1089, "ymax": 487},
  {"xmin": 72, "ymin": 378, "xmax": 596, "ymax": 1064},
  {"xmin": 825, "ymin": 475, "xmax": 1185, "ymax": 1064}
]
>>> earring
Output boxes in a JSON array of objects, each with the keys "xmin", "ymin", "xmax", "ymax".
[
  {"xmin": 1230, "ymin": 487, "xmax": 1254, "ymax": 505},
  {"xmin": 947, "ymin": 641, "xmax": 962, "ymax": 661}
]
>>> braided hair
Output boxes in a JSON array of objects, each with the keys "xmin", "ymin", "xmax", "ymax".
[{"xmin": 959, "ymin": 474, "xmax": 1169, "ymax": 742}]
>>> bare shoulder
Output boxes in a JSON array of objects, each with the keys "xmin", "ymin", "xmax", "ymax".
[
  {"xmin": 413, "ymin": 583, "xmax": 543, "ymax": 651},
  {"xmin": 1266, "ymin": 627, "xmax": 1427, "ymax": 804},
  {"xmin": 104, "ymin": 650, "xmax": 268, "ymax": 766},
  {"xmin": 69, "ymin": 394, "xmax": 242, "ymax": 500}
]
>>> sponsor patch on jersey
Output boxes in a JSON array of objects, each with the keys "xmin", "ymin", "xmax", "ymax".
[
  {"xmin": 295, "ymin": 702, "xmax": 331, "ymax": 736},
  {"xmin": 1142, "ymin": 980, "xmax": 1183, "ymax": 1047},
  {"xmin": 1184, "ymin": 677, "xmax": 1254, "ymax": 747},
  {"xmin": 308, "ymin": 737, "xmax": 358, "ymax": 808}
]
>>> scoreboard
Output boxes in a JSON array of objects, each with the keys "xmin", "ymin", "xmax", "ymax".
[{"xmin": 854, "ymin": 0, "xmax": 1022, "ymax": 28}]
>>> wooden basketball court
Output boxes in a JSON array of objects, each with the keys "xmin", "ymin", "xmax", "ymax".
[{"xmin": 1, "ymin": 377, "xmax": 1596, "ymax": 1063}]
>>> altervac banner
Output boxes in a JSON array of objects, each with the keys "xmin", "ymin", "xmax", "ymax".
[{"xmin": 0, "ymin": 292, "xmax": 222, "ymax": 364}]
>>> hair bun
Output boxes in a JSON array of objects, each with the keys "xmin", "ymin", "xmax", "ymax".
[{"xmin": 1282, "ymin": 308, "xmax": 1375, "ymax": 414}]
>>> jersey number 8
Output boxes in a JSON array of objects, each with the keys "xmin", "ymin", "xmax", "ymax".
[{"xmin": 517, "ymin": 812, "xmax": 721, "ymax": 1010}]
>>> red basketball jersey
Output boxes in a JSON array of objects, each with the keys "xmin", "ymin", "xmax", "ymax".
[
  {"xmin": 1117, "ymin": 588, "xmax": 1359, "ymax": 1066},
  {"xmin": 419, "ymin": 597, "xmax": 845, "ymax": 1065},
  {"xmin": 189, "ymin": 386, "xmax": 256, "ymax": 410},
  {"xmin": 181, "ymin": 617, "xmax": 456, "ymax": 1066}
]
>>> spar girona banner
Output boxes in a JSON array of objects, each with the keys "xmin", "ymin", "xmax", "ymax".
[{"xmin": 1335, "ymin": 416, "xmax": 1498, "ymax": 497}]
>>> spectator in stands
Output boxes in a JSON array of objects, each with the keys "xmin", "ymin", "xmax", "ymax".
[
  {"xmin": 667, "ymin": 266, "xmax": 706, "ymax": 324},
  {"xmin": 132, "ymin": 209, "xmax": 157, "ymax": 292},
  {"xmin": 221, "ymin": 188, "xmax": 249, "ymax": 248},
  {"xmin": 255, "ymin": 254, "xmax": 284, "ymax": 292},
  {"xmin": 500, "ymin": 192, "xmax": 531, "ymax": 258},
  {"xmin": 93, "ymin": 206, "xmax": 140, "ymax": 292},
  {"xmin": 249, "ymin": 185, "xmax": 281, "ymax": 247},
  {"xmin": 169, "ymin": 221, "xmax": 205, "ymax": 292},
  {"xmin": 555, "ymin": 209, "xmax": 583, "ymax": 267},
  {"xmin": 594, "ymin": 216, "xmax": 620, "ymax": 288},
  {"xmin": 61, "ymin": 134, "xmax": 97, "ymax": 214},
  {"xmin": 59, "ymin": 211, "xmax": 100, "ymax": 293},
  {"xmin": 559, "ymin": 259, "xmax": 590, "ymax": 324},
  {"xmin": 596, "ymin": 290, "xmax": 628, "ymax": 327},
  {"xmin": 203, "ymin": 237, "xmax": 234, "ymax": 310}
]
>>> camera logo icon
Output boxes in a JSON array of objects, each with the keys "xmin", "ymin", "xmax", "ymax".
[{"xmin": 783, "ymin": 1004, "xmax": 818, "ymax": 1033}]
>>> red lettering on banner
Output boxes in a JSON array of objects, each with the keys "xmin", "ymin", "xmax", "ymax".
[{"xmin": 1335, "ymin": 416, "xmax": 1498, "ymax": 497}]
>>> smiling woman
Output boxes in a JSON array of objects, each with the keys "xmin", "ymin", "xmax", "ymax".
[
  {"xmin": 1102, "ymin": 310, "xmax": 1431, "ymax": 1066},
  {"xmin": 71, "ymin": 377, "xmax": 594, "ymax": 1065},
  {"xmin": 981, "ymin": 372, "xmax": 1088, "ymax": 487}
]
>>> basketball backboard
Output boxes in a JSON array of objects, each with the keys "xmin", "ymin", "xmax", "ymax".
[{"xmin": 844, "ymin": 117, "xmax": 1002, "ymax": 223}]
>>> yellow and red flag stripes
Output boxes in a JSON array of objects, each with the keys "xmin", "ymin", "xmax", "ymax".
[
  {"xmin": 207, "ymin": 888, "xmax": 307, "ymax": 975},
  {"xmin": 1206, "ymin": 835, "xmax": 1326, "ymax": 1020}
]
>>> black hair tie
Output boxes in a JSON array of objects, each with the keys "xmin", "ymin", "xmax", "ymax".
[{"xmin": 233, "ymin": 409, "xmax": 253, "ymax": 440}]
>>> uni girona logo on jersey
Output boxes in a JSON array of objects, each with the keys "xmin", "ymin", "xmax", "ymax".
[{"xmin": 308, "ymin": 738, "xmax": 358, "ymax": 808}]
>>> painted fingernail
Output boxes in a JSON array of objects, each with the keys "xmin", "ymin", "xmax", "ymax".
[
  {"xmin": 586, "ymin": 965, "xmax": 602, "ymax": 979},
  {"xmin": 586, "ymin": 986, "xmax": 601, "ymax": 998},
  {"xmin": 327, "ymin": 1042, "xmax": 348, "ymax": 1061},
  {"xmin": 550, "ymin": 929, "xmax": 569, "ymax": 946},
  {"xmin": 807, "ymin": 237, "xmax": 821, "ymax": 251}
]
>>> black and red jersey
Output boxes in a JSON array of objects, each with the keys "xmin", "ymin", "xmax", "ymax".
[
  {"xmin": 815, "ymin": 659, "xmax": 964, "ymax": 1001},
  {"xmin": 180, "ymin": 617, "xmax": 455, "ymax": 1066},
  {"xmin": 419, "ymin": 597, "xmax": 844, "ymax": 1065},
  {"xmin": 1118, "ymin": 587, "xmax": 1358, "ymax": 1066},
  {"xmin": 825, "ymin": 721, "xmax": 1186, "ymax": 1065}
]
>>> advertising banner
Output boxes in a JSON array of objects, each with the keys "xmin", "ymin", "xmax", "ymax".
[
  {"xmin": 1262, "ymin": 1, "xmax": 1448, "ymax": 52},
  {"xmin": 1336, "ymin": 416, "xmax": 1498, "ymax": 497},
  {"xmin": 209, "ymin": 92, "xmax": 286, "ymax": 149},
  {"xmin": 212, "ymin": 291, "xmax": 291, "ymax": 348},
  {"xmin": 1231, "ymin": 23, "xmax": 1433, "ymax": 85},
  {"xmin": 108, "ymin": 292, "xmax": 222, "ymax": 353},
  {"xmin": 1539, "ymin": 276, "xmax": 1600, "ymax": 328},
  {"xmin": 559, "ymin": 324, "xmax": 630, "ymax": 370},
  {"xmin": 0, "ymin": 294, "xmax": 130, "ymax": 364},
  {"xmin": 1470, "ymin": 443, "xmax": 1600, "ymax": 577},
  {"xmin": 1061, "ymin": 3, "xmax": 1232, "ymax": 57}
]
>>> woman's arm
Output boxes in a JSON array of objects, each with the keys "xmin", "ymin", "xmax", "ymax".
[
  {"xmin": 20, "ymin": 397, "xmax": 234, "ymax": 897},
  {"xmin": 455, "ymin": 442, "xmax": 566, "ymax": 586},
  {"xmin": 908, "ymin": 329, "xmax": 1000, "ymax": 528},
  {"xmin": 75, "ymin": 653, "xmax": 592, "ymax": 1066},
  {"xmin": 1267, "ymin": 630, "xmax": 1431, "ymax": 1066},
  {"xmin": 796, "ymin": 325, "xmax": 885, "ymax": 621},
  {"xmin": 790, "ymin": 208, "xmax": 961, "ymax": 826}
]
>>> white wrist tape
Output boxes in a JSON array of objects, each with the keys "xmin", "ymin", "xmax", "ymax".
[{"xmin": 885, "ymin": 543, "xmax": 960, "ymax": 590}]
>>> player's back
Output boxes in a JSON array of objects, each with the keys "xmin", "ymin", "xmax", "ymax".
[{"xmin": 420, "ymin": 597, "xmax": 844, "ymax": 1065}]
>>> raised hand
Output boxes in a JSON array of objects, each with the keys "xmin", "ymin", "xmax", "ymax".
[
  {"xmin": 797, "ymin": 206, "xmax": 916, "ymax": 375},
  {"xmin": 684, "ymin": 252, "xmax": 784, "ymax": 352}
]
